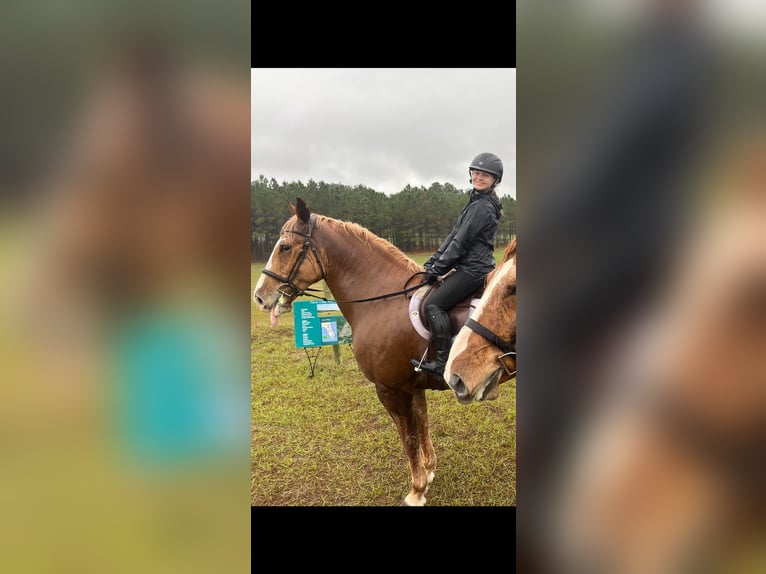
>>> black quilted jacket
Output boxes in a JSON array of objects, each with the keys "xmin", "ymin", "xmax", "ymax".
[{"xmin": 425, "ymin": 189, "xmax": 502, "ymax": 278}]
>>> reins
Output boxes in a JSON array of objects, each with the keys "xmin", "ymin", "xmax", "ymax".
[{"xmin": 304, "ymin": 277, "xmax": 430, "ymax": 304}]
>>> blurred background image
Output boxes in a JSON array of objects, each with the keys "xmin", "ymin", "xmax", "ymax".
[
  {"xmin": 0, "ymin": 2, "xmax": 250, "ymax": 572},
  {"xmin": 6, "ymin": 0, "xmax": 766, "ymax": 570},
  {"xmin": 518, "ymin": 0, "xmax": 766, "ymax": 572}
]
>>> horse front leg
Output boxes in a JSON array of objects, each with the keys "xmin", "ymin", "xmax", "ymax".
[
  {"xmin": 413, "ymin": 388, "xmax": 436, "ymax": 486},
  {"xmin": 375, "ymin": 384, "xmax": 430, "ymax": 506}
]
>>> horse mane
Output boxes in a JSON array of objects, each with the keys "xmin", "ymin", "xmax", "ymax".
[
  {"xmin": 503, "ymin": 238, "xmax": 517, "ymax": 264},
  {"xmin": 486, "ymin": 238, "xmax": 517, "ymax": 286},
  {"xmin": 315, "ymin": 215, "xmax": 423, "ymax": 274}
]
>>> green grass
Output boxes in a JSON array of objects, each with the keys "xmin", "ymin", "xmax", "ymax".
[{"xmin": 251, "ymin": 249, "xmax": 516, "ymax": 506}]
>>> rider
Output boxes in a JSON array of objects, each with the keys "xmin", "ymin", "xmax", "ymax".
[{"xmin": 411, "ymin": 152, "xmax": 504, "ymax": 380}]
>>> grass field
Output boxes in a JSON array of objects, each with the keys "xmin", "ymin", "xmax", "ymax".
[{"xmin": 251, "ymin": 250, "xmax": 516, "ymax": 506}]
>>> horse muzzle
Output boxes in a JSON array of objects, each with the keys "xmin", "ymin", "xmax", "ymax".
[
  {"xmin": 254, "ymin": 289, "xmax": 294, "ymax": 319},
  {"xmin": 446, "ymin": 374, "xmax": 475, "ymax": 405},
  {"xmin": 447, "ymin": 369, "xmax": 503, "ymax": 404}
]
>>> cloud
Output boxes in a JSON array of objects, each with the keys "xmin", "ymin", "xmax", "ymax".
[{"xmin": 251, "ymin": 68, "xmax": 516, "ymax": 197}]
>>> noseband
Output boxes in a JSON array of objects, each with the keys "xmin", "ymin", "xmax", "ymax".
[
  {"xmin": 464, "ymin": 317, "xmax": 516, "ymax": 378},
  {"xmin": 261, "ymin": 214, "xmax": 326, "ymax": 298}
]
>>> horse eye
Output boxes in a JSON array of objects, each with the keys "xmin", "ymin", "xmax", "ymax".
[{"xmin": 279, "ymin": 244, "xmax": 291, "ymax": 253}]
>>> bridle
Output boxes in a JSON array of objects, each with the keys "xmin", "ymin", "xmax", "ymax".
[
  {"xmin": 464, "ymin": 317, "xmax": 516, "ymax": 378},
  {"xmin": 260, "ymin": 214, "xmax": 327, "ymax": 299},
  {"xmin": 260, "ymin": 214, "xmax": 429, "ymax": 303}
]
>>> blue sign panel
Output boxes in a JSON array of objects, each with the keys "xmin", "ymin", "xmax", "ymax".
[{"xmin": 293, "ymin": 300, "xmax": 353, "ymax": 348}]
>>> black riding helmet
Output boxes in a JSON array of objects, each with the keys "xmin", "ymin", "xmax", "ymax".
[{"xmin": 469, "ymin": 152, "xmax": 503, "ymax": 184}]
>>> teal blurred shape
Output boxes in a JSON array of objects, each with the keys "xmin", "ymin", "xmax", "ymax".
[{"xmin": 108, "ymin": 304, "xmax": 247, "ymax": 469}]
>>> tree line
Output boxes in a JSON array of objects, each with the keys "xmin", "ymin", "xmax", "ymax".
[{"xmin": 251, "ymin": 175, "xmax": 517, "ymax": 262}]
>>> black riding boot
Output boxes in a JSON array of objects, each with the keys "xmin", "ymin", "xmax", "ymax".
[{"xmin": 411, "ymin": 305, "xmax": 452, "ymax": 379}]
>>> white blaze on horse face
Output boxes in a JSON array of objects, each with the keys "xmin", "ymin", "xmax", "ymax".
[
  {"xmin": 444, "ymin": 330, "xmax": 469, "ymax": 380},
  {"xmin": 444, "ymin": 258, "xmax": 515, "ymax": 382},
  {"xmin": 253, "ymin": 250, "xmax": 275, "ymax": 303}
]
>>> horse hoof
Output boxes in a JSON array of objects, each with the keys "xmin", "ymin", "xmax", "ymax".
[{"xmin": 402, "ymin": 493, "xmax": 427, "ymax": 506}]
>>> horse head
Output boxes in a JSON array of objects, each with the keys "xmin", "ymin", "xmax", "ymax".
[
  {"xmin": 444, "ymin": 239, "xmax": 517, "ymax": 403},
  {"xmin": 253, "ymin": 197, "xmax": 326, "ymax": 326}
]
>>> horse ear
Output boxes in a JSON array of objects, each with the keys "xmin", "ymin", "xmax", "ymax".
[
  {"xmin": 288, "ymin": 200, "xmax": 296, "ymax": 215},
  {"xmin": 295, "ymin": 197, "xmax": 310, "ymax": 224}
]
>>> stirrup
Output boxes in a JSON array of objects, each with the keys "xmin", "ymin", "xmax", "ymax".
[{"xmin": 411, "ymin": 346, "xmax": 429, "ymax": 372}]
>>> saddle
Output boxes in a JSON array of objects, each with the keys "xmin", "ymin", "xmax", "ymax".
[{"xmin": 408, "ymin": 281, "xmax": 483, "ymax": 340}]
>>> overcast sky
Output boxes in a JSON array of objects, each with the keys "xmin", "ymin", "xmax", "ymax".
[{"xmin": 251, "ymin": 68, "xmax": 516, "ymax": 198}]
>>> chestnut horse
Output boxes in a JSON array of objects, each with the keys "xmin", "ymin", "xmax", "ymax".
[
  {"xmin": 444, "ymin": 239, "xmax": 516, "ymax": 404},
  {"xmin": 254, "ymin": 197, "xmax": 474, "ymax": 506}
]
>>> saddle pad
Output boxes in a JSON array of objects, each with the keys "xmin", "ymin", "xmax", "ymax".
[{"xmin": 409, "ymin": 286, "xmax": 481, "ymax": 340}]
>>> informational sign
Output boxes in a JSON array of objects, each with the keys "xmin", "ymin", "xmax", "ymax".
[{"xmin": 293, "ymin": 300, "xmax": 353, "ymax": 348}]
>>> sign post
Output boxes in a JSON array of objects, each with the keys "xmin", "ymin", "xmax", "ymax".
[
  {"xmin": 292, "ymin": 300, "xmax": 352, "ymax": 377},
  {"xmin": 323, "ymin": 282, "xmax": 341, "ymax": 365}
]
